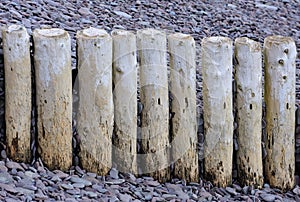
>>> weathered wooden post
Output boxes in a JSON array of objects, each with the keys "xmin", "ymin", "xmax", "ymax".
[
  {"xmin": 202, "ymin": 37, "xmax": 233, "ymax": 187},
  {"xmin": 234, "ymin": 37, "xmax": 263, "ymax": 187},
  {"xmin": 2, "ymin": 25, "xmax": 31, "ymax": 163},
  {"xmin": 112, "ymin": 30, "xmax": 137, "ymax": 174},
  {"xmin": 137, "ymin": 29, "xmax": 170, "ymax": 182},
  {"xmin": 264, "ymin": 36, "xmax": 296, "ymax": 190},
  {"xmin": 76, "ymin": 28, "xmax": 113, "ymax": 175},
  {"xmin": 168, "ymin": 33, "xmax": 198, "ymax": 182},
  {"xmin": 33, "ymin": 28, "xmax": 72, "ymax": 171}
]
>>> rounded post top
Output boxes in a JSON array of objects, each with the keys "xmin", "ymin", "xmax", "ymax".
[
  {"xmin": 7, "ymin": 25, "xmax": 26, "ymax": 33},
  {"xmin": 35, "ymin": 28, "xmax": 66, "ymax": 37},
  {"xmin": 77, "ymin": 27, "xmax": 109, "ymax": 38},
  {"xmin": 202, "ymin": 36, "xmax": 232, "ymax": 45},
  {"xmin": 137, "ymin": 28, "xmax": 166, "ymax": 37}
]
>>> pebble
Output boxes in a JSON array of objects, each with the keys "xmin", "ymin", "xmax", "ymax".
[
  {"xmin": 109, "ymin": 168, "xmax": 119, "ymax": 179},
  {"xmin": 113, "ymin": 10, "xmax": 132, "ymax": 19},
  {"xmin": 0, "ymin": 173, "xmax": 13, "ymax": 184},
  {"xmin": 70, "ymin": 176, "xmax": 92, "ymax": 186},
  {"xmin": 226, "ymin": 187, "xmax": 238, "ymax": 196},
  {"xmin": 6, "ymin": 161, "xmax": 24, "ymax": 171},
  {"xmin": 61, "ymin": 183, "xmax": 74, "ymax": 190},
  {"xmin": 260, "ymin": 193, "xmax": 276, "ymax": 202}
]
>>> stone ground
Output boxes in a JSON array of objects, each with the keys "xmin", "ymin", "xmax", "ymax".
[{"xmin": 0, "ymin": 0, "xmax": 299, "ymax": 201}]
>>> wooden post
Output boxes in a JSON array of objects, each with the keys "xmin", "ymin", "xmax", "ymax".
[
  {"xmin": 234, "ymin": 37, "xmax": 263, "ymax": 187},
  {"xmin": 112, "ymin": 30, "xmax": 137, "ymax": 174},
  {"xmin": 264, "ymin": 36, "xmax": 296, "ymax": 190},
  {"xmin": 137, "ymin": 29, "xmax": 170, "ymax": 182},
  {"xmin": 168, "ymin": 33, "xmax": 198, "ymax": 182},
  {"xmin": 202, "ymin": 37, "xmax": 233, "ymax": 187},
  {"xmin": 33, "ymin": 28, "xmax": 72, "ymax": 171},
  {"xmin": 76, "ymin": 28, "xmax": 113, "ymax": 175},
  {"xmin": 2, "ymin": 25, "xmax": 31, "ymax": 163}
]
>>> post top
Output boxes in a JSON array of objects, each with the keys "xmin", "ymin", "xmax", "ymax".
[
  {"xmin": 169, "ymin": 33, "xmax": 192, "ymax": 40},
  {"xmin": 7, "ymin": 25, "xmax": 25, "ymax": 33},
  {"xmin": 203, "ymin": 36, "xmax": 231, "ymax": 44},
  {"xmin": 235, "ymin": 37, "xmax": 260, "ymax": 52},
  {"xmin": 35, "ymin": 28, "xmax": 66, "ymax": 37},
  {"xmin": 79, "ymin": 27, "xmax": 108, "ymax": 38},
  {"xmin": 137, "ymin": 28, "xmax": 165, "ymax": 37},
  {"xmin": 264, "ymin": 35, "xmax": 294, "ymax": 45},
  {"xmin": 111, "ymin": 29, "xmax": 134, "ymax": 37}
]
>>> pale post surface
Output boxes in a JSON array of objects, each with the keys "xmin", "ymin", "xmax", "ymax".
[
  {"xmin": 234, "ymin": 37, "xmax": 263, "ymax": 187},
  {"xmin": 264, "ymin": 35, "xmax": 296, "ymax": 190},
  {"xmin": 76, "ymin": 28, "xmax": 113, "ymax": 175},
  {"xmin": 168, "ymin": 33, "xmax": 198, "ymax": 182},
  {"xmin": 137, "ymin": 29, "xmax": 170, "ymax": 182},
  {"xmin": 33, "ymin": 28, "xmax": 72, "ymax": 170},
  {"xmin": 2, "ymin": 25, "xmax": 31, "ymax": 163},
  {"xmin": 112, "ymin": 30, "xmax": 137, "ymax": 174},
  {"xmin": 202, "ymin": 37, "xmax": 233, "ymax": 187}
]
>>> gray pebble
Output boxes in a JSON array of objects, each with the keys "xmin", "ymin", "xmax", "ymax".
[{"xmin": 260, "ymin": 193, "xmax": 276, "ymax": 202}]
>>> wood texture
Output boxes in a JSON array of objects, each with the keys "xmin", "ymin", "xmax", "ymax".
[
  {"xmin": 112, "ymin": 30, "xmax": 137, "ymax": 174},
  {"xmin": 234, "ymin": 37, "xmax": 263, "ymax": 187},
  {"xmin": 202, "ymin": 37, "xmax": 233, "ymax": 187},
  {"xmin": 33, "ymin": 28, "xmax": 72, "ymax": 170},
  {"xmin": 137, "ymin": 29, "xmax": 170, "ymax": 182},
  {"xmin": 76, "ymin": 28, "xmax": 113, "ymax": 175},
  {"xmin": 2, "ymin": 25, "xmax": 31, "ymax": 163},
  {"xmin": 168, "ymin": 33, "xmax": 198, "ymax": 182},
  {"xmin": 264, "ymin": 35, "xmax": 296, "ymax": 191}
]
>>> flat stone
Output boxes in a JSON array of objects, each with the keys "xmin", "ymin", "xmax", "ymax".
[
  {"xmin": 25, "ymin": 171, "xmax": 39, "ymax": 179},
  {"xmin": 0, "ymin": 183, "xmax": 17, "ymax": 194},
  {"xmin": 70, "ymin": 176, "xmax": 92, "ymax": 186},
  {"xmin": 226, "ymin": 187, "xmax": 238, "ymax": 196},
  {"xmin": 61, "ymin": 183, "xmax": 74, "ymax": 190},
  {"xmin": 87, "ymin": 172, "xmax": 97, "ymax": 178},
  {"xmin": 15, "ymin": 187, "xmax": 35, "ymax": 195},
  {"xmin": 118, "ymin": 193, "xmax": 132, "ymax": 202},
  {"xmin": 162, "ymin": 194, "xmax": 177, "ymax": 200},
  {"xmin": 92, "ymin": 184, "xmax": 107, "ymax": 193},
  {"xmin": 53, "ymin": 170, "xmax": 69, "ymax": 179},
  {"xmin": 293, "ymin": 187, "xmax": 300, "ymax": 195},
  {"xmin": 86, "ymin": 191, "xmax": 98, "ymax": 198},
  {"xmin": 35, "ymin": 180, "xmax": 46, "ymax": 190},
  {"xmin": 113, "ymin": 10, "xmax": 132, "ymax": 19},
  {"xmin": 145, "ymin": 180, "xmax": 160, "ymax": 187},
  {"xmin": 75, "ymin": 166, "xmax": 85, "ymax": 176},
  {"xmin": 51, "ymin": 175, "xmax": 62, "ymax": 182},
  {"xmin": 34, "ymin": 193, "xmax": 48, "ymax": 200},
  {"xmin": 6, "ymin": 161, "xmax": 24, "ymax": 171},
  {"xmin": 109, "ymin": 168, "xmax": 119, "ymax": 179},
  {"xmin": 0, "ymin": 172, "xmax": 13, "ymax": 184},
  {"xmin": 260, "ymin": 193, "xmax": 276, "ymax": 202},
  {"xmin": 65, "ymin": 198, "xmax": 77, "ymax": 202},
  {"xmin": 66, "ymin": 189, "xmax": 81, "ymax": 195},
  {"xmin": 105, "ymin": 179, "xmax": 125, "ymax": 185},
  {"xmin": 72, "ymin": 183, "xmax": 85, "ymax": 189},
  {"xmin": 0, "ymin": 165, "xmax": 7, "ymax": 172}
]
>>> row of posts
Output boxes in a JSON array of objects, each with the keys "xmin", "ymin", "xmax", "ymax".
[{"xmin": 1, "ymin": 25, "xmax": 297, "ymax": 190}]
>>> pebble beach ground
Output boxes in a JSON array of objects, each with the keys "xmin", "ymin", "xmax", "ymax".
[{"xmin": 0, "ymin": 0, "xmax": 299, "ymax": 201}]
